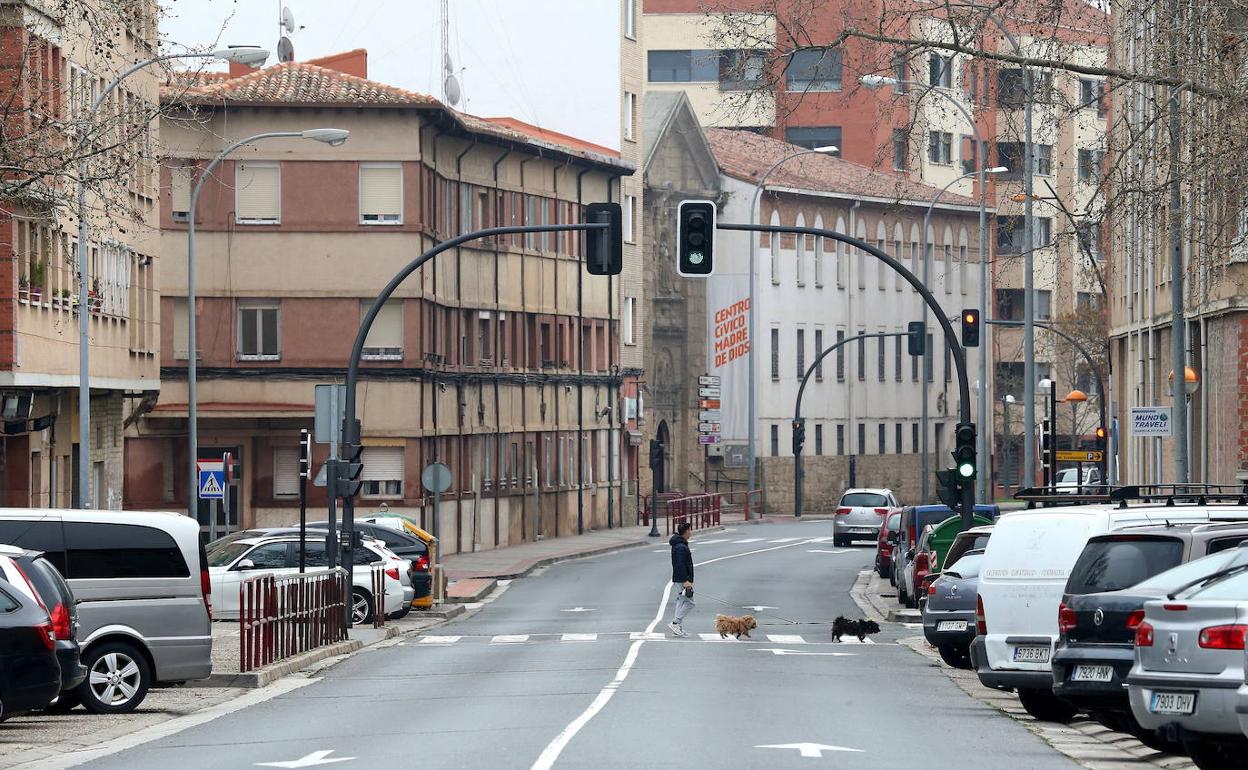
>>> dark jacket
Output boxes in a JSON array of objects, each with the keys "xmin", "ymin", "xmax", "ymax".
[{"xmin": 670, "ymin": 534, "xmax": 694, "ymax": 583}]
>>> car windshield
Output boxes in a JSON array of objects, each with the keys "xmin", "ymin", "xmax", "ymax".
[
  {"xmin": 207, "ymin": 530, "xmax": 267, "ymax": 551},
  {"xmin": 1132, "ymin": 548, "xmax": 1248, "ymax": 594},
  {"xmin": 1179, "ymin": 566, "xmax": 1248, "ymax": 600},
  {"xmin": 842, "ymin": 492, "xmax": 887, "ymax": 507},
  {"xmin": 945, "ymin": 553, "xmax": 982, "ymax": 578},
  {"xmin": 1065, "ymin": 537, "xmax": 1185, "ymax": 594},
  {"xmin": 206, "ymin": 542, "xmax": 253, "ymax": 567}
]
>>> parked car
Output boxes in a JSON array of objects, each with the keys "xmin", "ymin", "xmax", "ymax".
[
  {"xmin": 944, "ymin": 525, "xmax": 993, "ymax": 572},
  {"xmin": 1053, "ymin": 523, "xmax": 1248, "ymax": 744},
  {"xmin": 833, "ymin": 488, "xmax": 899, "ymax": 547},
  {"xmin": 876, "ymin": 511, "xmax": 902, "ymax": 580},
  {"xmin": 0, "ymin": 545, "xmax": 85, "ymax": 704},
  {"xmin": 1055, "ymin": 466, "xmax": 1102, "ymax": 493},
  {"xmin": 900, "ymin": 525, "xmax": 937, "ymax": 610},
  {"xmin": 923, "ymin": 549, "xmax": 984, "ymax": 669},
  {"xmin": 971, "ymin": 502, "xmax": 1245, "ymax": 722},
  {"xmin": 1127, "ymin": 566, "xmax": 1248, "ymax": 767},
  {"xmin": 0, "ymin": 509, "xmax": 212, "ymax": 714},
  {"xmin": 207, "ymin": 534, "xmax": 410, "ymax": 624},
  {"xmin": 0, "ymin": 576, "xmax": 60, "ymax": 719},
  {"xmin": 891, "ymin": 505, "xmax": 998, "ymax": 605}
]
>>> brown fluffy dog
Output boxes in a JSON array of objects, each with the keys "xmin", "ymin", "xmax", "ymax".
[{"xmin": 715, "ymin": 614, "xmax": 758, "ymax": 639}]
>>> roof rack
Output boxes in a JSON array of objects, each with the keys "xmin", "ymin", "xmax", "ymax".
[
  {"xmin": 1013, "ymin": 483, "xmax": 1248, "ymax": 510},
  {"xmin": 1013, "ymin": 485, "xmax": 1115, "ymax": 508}
]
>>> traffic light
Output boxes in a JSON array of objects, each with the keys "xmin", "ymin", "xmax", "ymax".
[
  {"xmin": 677, "ymin": 200, "xmax": 716, "ymax": 277},
  {"xmin": 299, "ymin": 429, "xmax": 312, "ymax": 480},
  {"xmin": 961, "ymin": 309, "xmax": 980, "ymax": 347},
  {"xmin": 792, "ymin": 419, "xmax": 806, "ymax": 455},
  {"xmin": 649, "ymin": 439, "xmax": 663, "ymax": 470},
  {"xmin": 907, "ymin": 321, "xmax": 926, "ymax": 356},
  {"xmin": 935, "ymin": 469, "xmax": 962, "ymax": 512},
  {"xmin": 585, "ymin": 202, "xmax": 622, "ymax": 276},
  {"xmin": 337, "ymin": 418, "xmax": 363, "ymax": 498},
  {"xmin": 1040, "ymin": 419, "xmax": 1053, "ymax": 455},
  {"xmin": 953, "ymin": 422, "xmax": 976, "ymax": 481},
  {"xmin": 1095, "ymin": 425, "xmax": 1106, "ymax": 446}
]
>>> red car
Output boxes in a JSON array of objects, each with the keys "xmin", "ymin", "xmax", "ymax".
[{"xmin": 875, "ymin": 511, "xmax": 902, "ymax": 581}]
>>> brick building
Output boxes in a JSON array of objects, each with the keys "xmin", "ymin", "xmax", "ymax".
[{"xmin": 122, "ymin": 51, "xmax": 636, "ymax": 552}]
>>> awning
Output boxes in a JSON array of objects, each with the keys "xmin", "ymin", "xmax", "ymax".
[{"xmin": 146, "ymin": 401, "xmax": 313, "ymax": 420}]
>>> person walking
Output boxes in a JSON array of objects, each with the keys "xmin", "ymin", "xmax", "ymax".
[{"xmin": 667, "ymin": 522, "xmax": 694, "ymax": 637}]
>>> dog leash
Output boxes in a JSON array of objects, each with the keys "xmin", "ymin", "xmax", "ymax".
[{"xmin": 692, "ymin": 590, "xmax": 801, "ymax": 626}]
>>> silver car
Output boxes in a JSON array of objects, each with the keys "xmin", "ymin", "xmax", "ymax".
[
  {"xmin": 923, "ymin": 550, "xmax": 984, "ymax": 669},
  {"xmin": 1127, "ymin": 566, "xmax": 1248, "ymax": 766},
  {"xmin": 833, "ymin": 488, "xmax": 898, "ymax": 547}
]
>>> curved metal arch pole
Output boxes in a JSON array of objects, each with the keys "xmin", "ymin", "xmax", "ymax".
[
  {"xmin": 721, "ymin": 222, "xmax": 976, "ymax": 529},
  {"xmin": 793, "ymin": 331, "xmax": 909, "ymax": 517}
]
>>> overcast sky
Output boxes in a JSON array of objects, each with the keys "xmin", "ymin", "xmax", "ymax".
[{"xmin": 160, "ymin": 0, "xmax": 621, "ymax": 149}]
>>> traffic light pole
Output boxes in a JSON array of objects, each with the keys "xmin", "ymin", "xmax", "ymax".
[
  {"xmin": 340, "ymin": 222, "xmax": 611, "ymax": 624},
  {"xmin": 794, "ymin": 331, "xmax": 911, "ymax": 518},
  {"xmin": 719, "ymin": 222, "xmax": 976, "ymax": 530}
]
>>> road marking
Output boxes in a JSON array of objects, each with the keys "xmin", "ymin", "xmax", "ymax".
[
  {"xmin": 768, "ymin": 537, "xmax": 802, "ymax": 543},
  {"xmin": 629, "ymin": 632, "xmax": 665, "ymax": 640},
  {"xmin": 533, "ymin": 537, "xmax": 822, "ymax": 770},
  {"xmin": 806, "ymin": 549, "xmax": 850, "ymax": 554},
  {"xmin": 491, "ymin": 634, "xmax": 529, "ymax": 644},
  {"xmin": 807, "ymin": 536, "xmax": 834, "ymax": 542},
  {"xmin": 902, "ymin": 622, "xmax": 923, "ymax": 629},
  {"xmin": 832, "ymin": 636, "xmax": 876, "ymax": 645},
  {"xmin": 562, "ymin": 633, "xmax": 597, "ymax": 642},
  {"xmin": 732, "ymin": 537, "xmax": 765, "ymax": 544},
  {"xmin": 419, "ymin": 635, "xmax": 461, "ymax": 645},
  {"xmin": 756, "ymin": 742, "xmax": 864, "ymax": 758},
  {"xmin": 463, "ymin": 602, "xmax": 484, "ymax": 610},
  {"xmin": 691, "ymin": 538, "xmax": 731, "ymax": 545},
  {"xmin": 767, "ymin": 634, "xmax": 807, "ymax": 644},
  {"xmin": 744, "ymin": 605, "xmax": 777, "ymax": 612},
  {"xmin": 699, "ymin": 633, "xmax": 746, "ymax": 642},
  {"xmin": 497, "ymin": 579, "xmax": 513, "ymax": 586},
  {"xmin": 560, "ymin": 607, "xmax": 595, "ymax": 613},
  {"xmin": 753, "ymin": 648, "xmax": 856, "ymax": 657},
  {"xmin": 255, "ymin": 750, "xmax": 356, "ymax": 768}
]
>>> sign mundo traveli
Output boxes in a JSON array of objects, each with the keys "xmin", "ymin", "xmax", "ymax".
[{"xmin": 1130, "ymin": 406, "xmax": 1172, "ymax": 437}]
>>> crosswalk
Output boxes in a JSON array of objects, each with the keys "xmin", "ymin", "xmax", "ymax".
[
  {"xmin": 413, "ymin": 631, "xmax": 879, "ymax": 647},
  {"xmin": 651, "ymin": 536, "xmax": 838, "ymax": 554}
]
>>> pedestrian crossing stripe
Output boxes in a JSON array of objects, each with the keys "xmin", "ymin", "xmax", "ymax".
[
  {"xmin": 413, "ymin": 631, "xmax": 888, "ymax": 647},
  {"xmin": 561, "ymin": 633, "xmax": 596, "ymax": 642},
  {"xmin": 419, "ymin": 635, "xmax": 460, "ymax": 645},
  {"xmin": 629, "ymin": 632, "xmax": 665, "ymax": 640},
  {"xmin": 491, "ymin": 634, "xmax": 528, "ymax": 644},
  {"xmin": 767, "ymin": 634, "xmax": 806, "ymax": 644}
]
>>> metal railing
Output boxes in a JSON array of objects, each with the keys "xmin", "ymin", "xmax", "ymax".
[
  {"xmin": 640, "ymin": 492, "xmax": 686, "ymax": 526},
  {"xmin": 240, "ymin": 568, "xmax": 348, "ymax": 673},
  {"xmin": 369, "ymin": 563, "xmax": 387, "ymax": 629},
  {"xmin": 667, "ymin": 493, "xmax": 722, "ymax": 535}
]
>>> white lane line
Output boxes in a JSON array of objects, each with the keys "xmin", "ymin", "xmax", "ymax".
[
  {"xmin": 629, "ymin": 632, "xmax": 665, "ymax": 641},
  {"xmin": 768, "ymin": 537, "xmax": 802, "ymax": 543},
  {"xmin": 807, "ymin": 536, "xmax": 834, "ymax": 542},
  {"xmin": 561, "ymin": 633, "xmax": 598, "ymax": 642},
  {"xmin": 491, "ymin": 634, "xmax": 529, "ymax": 644},
  {"xmin": 733, "ymin": 538, "xmax": 765, "ymax": 544},
  {"xmin": 533, "ymin": 538, "xmax": 820, "ymax": 770},
  {"xmin": 833, "ymin": 636, "xmax": 877, "ymax": 645},
  {"xmin": 767, "ymin": 634, "xmax": 807, "ymax": 644},
  {"xmin": 699, "ymin": 633, "xmax": 743, "ymax": 642},
  {"xmin": 806, "ymin": 549, "xmax": 850, "ymax": 554},
  {"xmin": 419, "ymin": 635, "xmax": 461, "ymax": 645},
  {"xmin": 690, "ymin": 538, "xmax": 731, "ymax": 545}
]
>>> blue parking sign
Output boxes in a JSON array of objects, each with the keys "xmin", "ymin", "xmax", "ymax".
[{"xmin": 198, "ymin": 470, "xmax": 225, "ymax": 500}]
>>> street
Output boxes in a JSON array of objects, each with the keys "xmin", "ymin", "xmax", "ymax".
[{"xmin": 67, "ymin": 522, "xmax": 1076, "ymax": 769}]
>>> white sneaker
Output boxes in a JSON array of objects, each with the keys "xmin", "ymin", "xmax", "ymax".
[{"xmin": 668, "ymin": 622, "xmax": 686, "ymax": 637}]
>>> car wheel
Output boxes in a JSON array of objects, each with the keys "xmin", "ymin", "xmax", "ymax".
[
  {"xmin": 876, "ymin": 560, "xmax": 888, "ymax": 578},
  {"xmin": 1017, "ymin": 688, "xmax": 1077, "ymax": 723},
  {"xmin": 1184, "ymin": 739, "xmax": 1242, "ymax": 770},
  {"xmin": 351, "ymin": 587, "xmax": 374, "ymax": 625},
  {"xmin": 897, "ymin": 582, "xmax": 908, "ymax": 607},
  {"xmin": 78, "ymin": 642, "xmax": 151, "ymax": 714},
  {"xmin": 43, "ymin": 691, "xmax": 82, "ymax": 714},
  {"xmin": 937, "ymin": 644, "xmax": 971, "ymax": 669}
]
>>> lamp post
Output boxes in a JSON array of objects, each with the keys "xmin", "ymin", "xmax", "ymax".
[
  {"xmin": 746, "ymin": 144, "xmax": 837, "ymax": 518},
  {"xmin": 1064, "ymin": 388, "xmax": 1088, "ymax": 490},
  {"xmin": 185, "ymin": 128, "xmax": 350, "ymax": 523},
  {"xmin": 1001, "ymin": 394, "xmax": 1016, "ymax": 492},
  {"xmin": 73, "ymin": 46, "xmax": 268, "ymax": 509},
  {"xmin": 862, "ymin": 74, "xmax": 999, "ymax": 505}
]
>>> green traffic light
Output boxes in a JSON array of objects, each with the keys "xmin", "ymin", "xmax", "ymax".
[{"xmin": 958, "ymin": 462, "xmax": 975, "ymax": 478}]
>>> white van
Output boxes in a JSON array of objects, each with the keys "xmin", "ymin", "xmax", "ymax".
[{"xmin": 970, "ymin": 504, "xmax": 1245, "ymax": 720}]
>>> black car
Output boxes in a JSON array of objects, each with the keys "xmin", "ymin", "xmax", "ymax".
[
  {"xmin": 0, "ymin": 546, "xmax": 86, "ymax": 699},
  {"xmin": 0, "ymin": 576, "xmax": 61, "ymax": 718},
  {"xmin": 1052, "ymin": 524, "xmax": 1248, "ymax": 746}
]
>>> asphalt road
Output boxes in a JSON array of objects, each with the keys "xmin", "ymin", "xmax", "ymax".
[{"xmin": 75, "ymin": 521, "xmax": 1078, "ymax": 769}]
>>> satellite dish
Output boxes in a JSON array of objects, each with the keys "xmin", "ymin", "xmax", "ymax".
[
  {"xmin": 443, "ymin": 74, "xmax": 461, "ymax": 106},
  {"xmin": 277, "ymin": 36, "xmax": 294, "ymax": 63},
  {"xmin": 281, "ymin": 6, "xmax": 297, "ymax": 33}
]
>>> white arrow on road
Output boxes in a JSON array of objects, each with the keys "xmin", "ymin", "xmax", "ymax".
[
  {"xmin": 755, "ymin": 743, "xmax": 864, "ymax": 758},
  {"xmin": 560, "ymin": 607, "xmax": 594, "ymax": 613},
  {"xmin": 743, "ymin": 605, "xmax": 777, "ymax": 611},
  {"xmin": 751, "ymin": 648, "xmax": 855, "ymax": 657},
  {"xmin": 255, "ymin": 750, "xmax": 356, "ymax": 768}
]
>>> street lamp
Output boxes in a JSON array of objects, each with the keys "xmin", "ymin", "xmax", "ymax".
[
  {"xmin": 1168, "ymin": 366, "xmax": 1199, "ymax": 398},
  {"xmin": 186, "ymin": 128, "xmax": 350, "ymax": 524},
  {"xmin": 1001, "ymin": 394, "xmax": 1016, "ymax": 491},
  {"xmin": 746, "ymin": 143, "xmax": 837, "ymax": 519},
  {"xmin": 862, "ymin": 73, "xmax": 997, "ymax": 505},
  {"xmin": 73, "ymin": 46, "xmax": 269, "ymax": 509}
]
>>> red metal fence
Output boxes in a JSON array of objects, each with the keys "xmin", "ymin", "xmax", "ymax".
[
  {"xmin": 240, "ymin": 569, "xmax": 349, "ymax": 673},
  {"xmin": 369, "ymin": 564, "xmax": 386, "ymax": 629},
  {"xmin": 667, "ymin": 493, "xmax": 721, "ymax": 535}
]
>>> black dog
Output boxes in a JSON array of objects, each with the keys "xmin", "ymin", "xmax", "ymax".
[{"xmin": 831, "ymin": 616, "xmax": 881, "ymax": 642}]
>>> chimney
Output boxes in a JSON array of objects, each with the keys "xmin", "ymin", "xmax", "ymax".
[{"xmin": 229, "ymin": 61, "xmax": 260, "ymax": 78}]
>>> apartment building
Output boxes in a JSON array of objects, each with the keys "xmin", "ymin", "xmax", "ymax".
[
  {"xmin": 619, "ymin": 0, "xmax": 646, "ymax": 511},
  {"xmin": 122, "ymin": 51, "xmax": 635, "ymax": 552},
  {"xmin": 0, "ymin": 1, "xmax": 160, "ymax": 509},
  {"xmin": 705, "ymin": 129, "xmax": 984, "ymax": 508}
]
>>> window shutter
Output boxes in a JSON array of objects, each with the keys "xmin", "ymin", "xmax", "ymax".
[
  {"xmin": 170, "ymin": 165, "xmax": 191, "ymax": 215},
  {"xmin": 361, "ymin": 446, "xmax": 403, "ymax": 482},
  {"xmin": 361, "ymin": 301, "xmax": 403, "ymax": 352},
  {"xmin": 236, "ymin": 162, "xmax": 280, "ymax": 221},
  {"xmin": 171, "ymin": 298, "xmax": 188, "ymax": 358},
  {"xmin": 273, "ymin": 447, "xmax": 299, "ymax": 497},
  {"xmin": 360, "ymin": 165, "xmax": 402, "ymax": 221}
]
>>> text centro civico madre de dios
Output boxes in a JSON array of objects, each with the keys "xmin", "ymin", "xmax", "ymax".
[{"xmin": 714, "ymin": 299, "xmax": 751, "ymax": 368}]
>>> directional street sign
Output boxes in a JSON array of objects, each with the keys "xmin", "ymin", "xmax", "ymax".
[
  {"xmin": 1056, "ymin": 450, "xmax": 1103, "ymax": 463},
  {"xmin": 698, "ymin": 387, "xmax": 721, "ymax": 398},
  {"xmin": 697, "ymin": 435, "xmax": 721, "ymax": 445},
  {"xmin": 698, "ymin": 422, "xmax": 721, "ymax": 432},
  {"xmin": 698, "ymin": 375, "xmax": 720, "ymax": 386},
  {"xmin": 699, "ymin": 410, "xmax": 720, "ymax": 421}
]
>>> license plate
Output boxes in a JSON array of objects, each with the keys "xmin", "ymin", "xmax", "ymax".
[
  {"xmin": 852, "ymin": 527, "xmax": 875, "ymax": 533},
  {"xmin": 937, "ymin": 620, "xmax": 968, "ymax": 632},
  {"xmin": 1011, "ymin": 645, "xmax": 1051, "ymax": 663},
  {"xmin": 1149, "ymin": 691, "xmax": 1196, "ymax": 715},
  {"xmin": 1072, "ymin": 665, "xmax": 1113, "ymax": 682}
]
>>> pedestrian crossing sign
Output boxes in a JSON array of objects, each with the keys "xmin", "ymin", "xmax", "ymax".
[{"xmin": 198, "ymin": 469, "xmax": 225, "ymax": 500}]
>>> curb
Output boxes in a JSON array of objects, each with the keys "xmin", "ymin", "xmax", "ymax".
[
  {"xmin": 445, "ymin": 578, "xmax": 498, "ymax": 604},
  {"xmin": 200, "ymin": 625, "xmax": 401, "ymax": 689},
  {"xmin": 414, "ymin": 603, "xmax": 466, "ymax": 620}
]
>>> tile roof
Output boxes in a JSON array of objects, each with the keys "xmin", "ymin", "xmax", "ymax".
[
  {"xmin": 705, "ymin": 128, "xmax": 979, "ymax": 208},
  {"xmin": 478, "ymin": 117, "xmax": 620, "ymax": 159}
]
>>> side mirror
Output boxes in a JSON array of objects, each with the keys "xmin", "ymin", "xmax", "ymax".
[{"xmin": 234, "ymin": 558, "xmax": 256, "ymax": 571}]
